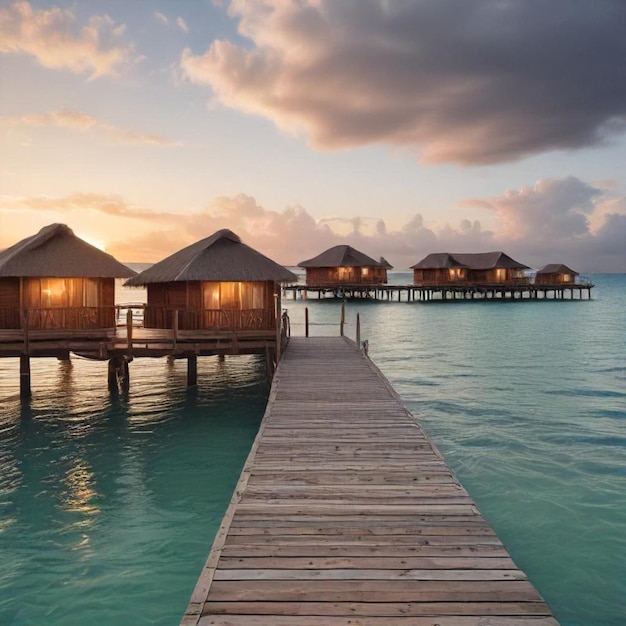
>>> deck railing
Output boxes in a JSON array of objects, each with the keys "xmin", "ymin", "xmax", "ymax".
[
  {"xmin": 143, "ymin": 307, "xmax": 274, "ymax": 331},
  {"xmin": 0, "ymin": 307, "xmax": 116, "ymax": 330},
  {"xmin": 0, "ymin": 306, "xmax": 277, "ymax": 333}
]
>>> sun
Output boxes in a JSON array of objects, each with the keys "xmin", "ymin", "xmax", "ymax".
[{"xmin": 79, "ymin": 234, "xmax": 107, "ymax": 251}]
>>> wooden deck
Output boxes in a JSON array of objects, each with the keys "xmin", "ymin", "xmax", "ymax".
[
  {"xmin": 182, "ymin": 336, "xmax": 558, "ymax": 625},
  {"xmin": 0, "ymin": 327, "xmax": 277, "ymax": 359}
]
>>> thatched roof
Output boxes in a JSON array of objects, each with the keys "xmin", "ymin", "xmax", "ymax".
[
  {"xmin": 537, "ymin": 263, "xmax": 578, "ymax": 275},
  {"xmin": 299, "ymin": 245, "xmax": 383, "ymax": 268},
  {"xmin": 125, "ymin": 229, "xmax": 297, "ymax": 286},
  {"xmin": 411, "ymin": 251, "xmax": 529, "ymax": 270},
  {"xmin": 0, "ymin": 223, "xmax": 136, "ymax": 278},
  {"xmin": 379, "ymin": 256, "xmax": 394, "ymax": 269},
  {"xmin": 411, "ymin": 253, "xmax": 469, "ymax": 270}
]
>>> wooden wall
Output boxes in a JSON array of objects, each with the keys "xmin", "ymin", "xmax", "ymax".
[
  {"xmin": 0, "ymin": 277, "xmax": 115, "ymax": 329},
  {"xmin": 413, "ymin": 268, "xmax": 468, "ymax": 284},
  {"xmin": 305, "ymin": 267, "xmax": 387, "ymax": 285},
  {"xmin": 414, "ymin": 268, "xmax": 528, "ymax": 286},
  {"xmin": 535, "ymin": 273, "xmax": 575, "ymax": 285},
  {"xmin": 145, "ymin": 281, "xmax": 277, "ymax": 330},
  {"xmin": 0, "ymin": 278, "xmax": 20, "ymax": 328}
]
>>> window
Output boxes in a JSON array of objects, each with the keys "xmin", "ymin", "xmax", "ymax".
[
  {"xmin": 203, "ymin": 283, "xmax": 220, "ymax": 309},
  {"xmin": 40, "ymin": 278, "xmax": 68, "ymax": 307}
]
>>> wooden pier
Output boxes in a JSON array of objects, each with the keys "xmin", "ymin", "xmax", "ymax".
[
  {"xmin": 182, "ymin": 336, "xmax": 558, "ymax": 625},
  {"xmin": 283, "ymin": 282, "xmax": 593, "ymax": 301}
]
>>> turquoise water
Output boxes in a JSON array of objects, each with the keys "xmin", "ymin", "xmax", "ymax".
[
  {"xmin": 1, "ymin": 273, "xmax": 624, "ymax": 625},
  {"xmin": 0, "ymin": 357, "xmax": 267, "ymax": 625}
]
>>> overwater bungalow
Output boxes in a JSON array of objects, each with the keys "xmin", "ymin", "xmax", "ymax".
[
  {"xmin": 0, "ymin": 223, "xmax": 136, "ymax": 330},
  {"xmin": 535, "ymin": 263, "xmax": 579, "ymax": 285},
  {"xmin": 298, "ymin": 245, "xmax": 389, "ymax": 286},
  {"xmin": 412, "ymin": 251, "xmax": 530, "ymax": 286},
  {"xmin": 125, "ymin": 229, "xmax": 296, "ymax": 332}
]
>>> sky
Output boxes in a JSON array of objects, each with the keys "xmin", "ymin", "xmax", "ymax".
[{"xmin": 1, "ymin": 0, "xmax": 625, "ymax": 272}]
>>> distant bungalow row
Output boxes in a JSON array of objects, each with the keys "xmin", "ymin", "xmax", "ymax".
[
  {"xmin": 1, "ymin": 224, "xmax": 592, "ymax": 334},
  {"xmin": 292, "ymin": 244, "xmax": 592, "ymax": 302}
]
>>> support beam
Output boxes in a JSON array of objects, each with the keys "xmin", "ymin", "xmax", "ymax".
[
  {"xmin": 108, "ymin": 355, "xmax": 130, "ymax": 392},
  {"xmin": 187, "ymin": 354, "xmax": 198, "ymax": 387},
  {"xmin": 20, "ymin": 355, "xmax": 31, "ymax": 398}
]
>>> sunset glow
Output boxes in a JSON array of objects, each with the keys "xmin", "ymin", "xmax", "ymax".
[{"xmin": 1, "ymin": 1, "xmax": 625, "ymax": 271}]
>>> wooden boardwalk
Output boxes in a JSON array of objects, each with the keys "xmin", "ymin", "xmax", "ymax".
[{"xmin": 182, "ymin": 337, "xmax": 558, "ymax": 626}]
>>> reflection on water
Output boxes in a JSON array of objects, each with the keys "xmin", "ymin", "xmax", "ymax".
[
  {"xmin": 0, "ymin": 353, "xmax": 268, "ymax": 626},
  {"xmin": 61, "ymin": 456, "xmax": 99, "ymax": 517}
]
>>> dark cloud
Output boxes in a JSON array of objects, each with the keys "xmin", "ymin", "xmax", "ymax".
[{"xmin": 181, "ymin": 0, "xmax": 626, "ymax": 164}]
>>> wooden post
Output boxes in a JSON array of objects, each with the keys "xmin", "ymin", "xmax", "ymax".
[
  {"xmin": 173, "ymin": 309, "xmax": 179, "ymax": 348},
  {"xmin": 126, "ymin": 309, "xmax": 133, "ymax": 351},
  {"xmin": 107, "ymin": 355, "xmax": 130, "ymax": 392},
  {"xmin": 340, "ymin": 301, "xmax": 345, "ymax": 337},
  {"xmin": 187, "ymin": 354, "xmax": 197, "ymax": 387},
  {"xmin": 20, "ymin": 355, "xmax": 31, "ymax": 398},
  {"xmin": 356, "ymin": 312, "xmax": 361, "ymax": 347},
  {"xmin": 120, "ymin": 357, "xmax": 130, "ymax": 392},
  {"xmin": 22, "ymin": 309, "xmax": 29, "ymax": 354},
  {"xmin": 305, "ymin": 307, "xmax": 309, "ymax": 338},
  {"xmin": 108, "ymin": 356, "xmax": 118, "ymax": 391},
  {"xmin": 274, "ymin": 291, "xmax": 281, "ymax": 363}
]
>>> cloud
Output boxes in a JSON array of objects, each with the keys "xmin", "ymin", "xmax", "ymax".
[
  {"xmin": 154, "ymin": 11, "xmax": 188, "ymax": 33},
  {"xmin": 180, "ymin": 0, "xmax": 626, "ymax": 165},
  {"xmin": 10, "ymin": 109, "xmax": 180, "ymax": 146},
  {"xmin": 0, "ymin": 1, "xmax": 135, "ymax": 78},
  {"xmin": 0, "ymin": 192, "xmax": 176, "ymax": 220},
  {"xmin": 464, "ymin": 177, "xmax": 601, "ymax": 240},
  {"xmin": 464, "ymin": 177, "xmax": 626, "ymax": 271},
  {"xmin": 3, "ymin": 178, "xmax": 624, "ymax": 271},
  {"xmin": 105, "ymin": 193, "xmax": 495, "ymax": 264}
]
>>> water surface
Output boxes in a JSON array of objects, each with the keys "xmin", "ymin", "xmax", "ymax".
[{"xmin": 1, "ymin": 272, "xmax": 624, "ymax": 625}]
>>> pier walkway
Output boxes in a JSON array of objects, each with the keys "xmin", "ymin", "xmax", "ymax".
[{"xmin": 182, "ymin": 336, "xmax": 558, "ymax": 625}]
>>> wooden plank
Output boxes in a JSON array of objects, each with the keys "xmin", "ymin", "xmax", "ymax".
[
  {"xmin": 206, "ymin": 578, "xmax": 543, "ymax": 602},
  {"xmin": 225, "ymin": 533, "xmax": 503, "ymax": 546},
  {"xmin": 219, "ymin": 544, "xmax": 510, "ymax": 558},
  {"xmin": 214, "ymin": 556, "xmax": 519, "ymax": 570},
  {"xmin": 200, "ymin": 616, "xmax": 559, "ymax": 626},
  {"xmin": 201, "ymin": 601, "xmax": 553, "ymax": 617},
  {"xmin": 213, "ymin": 568, "xmax": 526, "ymax": 581}
]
